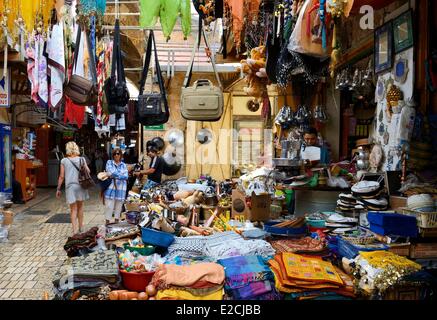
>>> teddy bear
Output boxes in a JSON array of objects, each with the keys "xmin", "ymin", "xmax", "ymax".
[{"xmin": 240, "ymin": 45, "xmax": 269, "ymax": 100}]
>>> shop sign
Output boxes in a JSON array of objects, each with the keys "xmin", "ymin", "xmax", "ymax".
[
  {"xmin": 144, "ymin": 124, "xmax": 164, "ymax": 131},
  {"xmin": 0, "ymin": 68, "xmax": 11, "ymax": 107}
]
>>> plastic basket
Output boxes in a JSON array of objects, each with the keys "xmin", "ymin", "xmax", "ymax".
[
  {"xmin": 305, "ymin": 218, "xmax": 326, "ymax": 228},
  {"xmin": 119, "ymin": 269, "xmax": 155, "ymax": 292},
  {"xmin": 141, "ymin": 227, "xmax": 175, "ymax": 248},
  {"xmin": 337, "ymin": 237, "xmax": 389, "ymax": 259},
  {"xmin": 263, "ymin": 221, "xmax": 308, "ymax": 236},
  {"xmin": 401, "ymin": 208, "xmax": 437, "ymax": 229}
]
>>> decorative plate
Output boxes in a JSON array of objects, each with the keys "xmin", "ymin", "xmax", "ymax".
[{"xmin": 394, "ymin": 58, "xmax": 409, "ymax": 84}]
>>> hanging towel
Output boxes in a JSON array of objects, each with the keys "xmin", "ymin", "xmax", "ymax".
[{"xmin": 47, "ymin": 22, "xmax": 66, "ymax": 111}]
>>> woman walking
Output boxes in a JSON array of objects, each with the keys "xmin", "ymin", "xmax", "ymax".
[
  {"xmin": 101, "ymin": 148, "xmax": 128, "ymax": 225},
  {"xmin": 56, "ymin": 141, "xmax": 90, "ymax": 235}
]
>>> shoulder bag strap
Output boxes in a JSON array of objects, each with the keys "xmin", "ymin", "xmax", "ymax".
[
  {"xmin": 72, "ymin": 24, "xmax": 82, "ymax": 75},
  {"xmin": 113, "ymin": 19, "xmax": 126, "ymax": 84},
  {"xmin": 110, "ymin": 19, "xmax": 118, "ymax": 81},
  {"xmin": 84, "ymin": 29, "xmax": 98, "ymax": 85},
  {"xmin": 183, "ymin": 19, "xmax": 222, "ymax": 89},
  {"xmin": 67, "ymin": 158, "xmax": 81, "ymax": 172},
  {"xmin": 151, "ymin": 31, "xmax": 169, "ymax": 116},
  {"xmin": 138, "ymin": 31, "xmax": 153, "ymax": 95}
]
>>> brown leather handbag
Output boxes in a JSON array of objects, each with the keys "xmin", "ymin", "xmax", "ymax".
[{"xmin": 64, "ymin": 25, "xmax": 98, "ymax": 106}]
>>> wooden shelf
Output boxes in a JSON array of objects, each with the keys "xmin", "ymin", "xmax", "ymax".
[{"xmin": 14, "ymin": 159, "xmax": 42, "ymax": 202}]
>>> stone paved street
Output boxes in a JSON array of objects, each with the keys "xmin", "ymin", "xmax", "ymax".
[{"xmin": 0, "ymin": 188, "xmax": 106, "ymax": 300}]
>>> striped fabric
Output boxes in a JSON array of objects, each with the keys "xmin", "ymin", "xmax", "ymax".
[{"xmin": 104, "ymin": 160, "xmax": 128, "ymax": 201}]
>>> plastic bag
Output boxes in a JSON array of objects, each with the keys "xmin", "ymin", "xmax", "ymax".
[{"xmin": 288, "ymin": 0, "xmax": 331, "ymax": 58}]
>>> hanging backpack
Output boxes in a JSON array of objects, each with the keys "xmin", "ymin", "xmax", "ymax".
[
  {"xmin": 136, "ymin": 30, "xmax": 170, "ymax": 125},
  {"xmin": 180, "ymin": 21, "xmax": 223, "ymax": 121},
  {"xmin": 64, "ymin": 24, "xmax": 98, "ymax": 106},
  {"xmin": 104, "ymin": 19, "xmax": 130, "ymax": 114}
]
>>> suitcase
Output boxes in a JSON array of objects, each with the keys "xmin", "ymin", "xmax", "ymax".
[{"xmin": 180, "ymin": 79, "xmax": 223, "ymax": 121}]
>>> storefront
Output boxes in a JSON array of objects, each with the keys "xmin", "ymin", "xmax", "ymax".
[{"xmin": 1, "ymin": 0, "xmax": 437, "ymax": 302}]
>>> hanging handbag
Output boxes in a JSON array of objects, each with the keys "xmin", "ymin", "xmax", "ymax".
[
  {"xmin": 180, "ymin": 21, "xmax": 224, "ymax": 121},
  {"xmin": 104, "ymin": 19, "xmax": 130, "ymax": 114},
  {"xmin": 68, "ymin": 157, "xmax": 95, "ymax": 189},
  {"xmin": 136, "ymin": 30, "xmax": 170, "ymax": 125},
  {"xmin": 64, "ymin": 24, "xmax": 98, "ymax": 106}
]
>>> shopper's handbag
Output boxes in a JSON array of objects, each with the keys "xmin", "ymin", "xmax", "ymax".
[
  {"xmin": 136, "ymin": 30, "xmax": 170, "ymax": 125},
  {"xmin": 64, "ymin": 24, "xmax": 98, "ymax": 106},
  {"xmin": 68, "ymin": 157, "xmax": 95, "ymax": 189},
  {"xmin": 180, "ymin": 21, "xmax": 223, "ymax": 121},
  {"xmin": 104, "ymin": 19, "xmax": 130, "ymax": 114}
]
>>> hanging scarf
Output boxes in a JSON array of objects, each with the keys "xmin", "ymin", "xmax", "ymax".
[{"xmin": 47, "ymin": 22, "xmax": 66, "ymax": 110}]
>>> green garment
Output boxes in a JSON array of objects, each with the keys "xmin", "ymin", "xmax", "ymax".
[{"xmin": 139, "ymin": 0, "xmax": 161, "ymax": 27}]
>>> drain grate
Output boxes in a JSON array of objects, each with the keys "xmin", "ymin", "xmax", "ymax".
[
  {"xmin": 45, "ymin": 214, "xmax": 71, "ymax": 224},
  {"xmin": 23, "ymin": 210, "xmax": 51, "ymax": 215}
]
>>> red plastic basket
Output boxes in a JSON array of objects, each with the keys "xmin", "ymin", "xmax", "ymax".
[{"xmin": 119, "ymin": 269, "xmax": 155, "ymax": 292}]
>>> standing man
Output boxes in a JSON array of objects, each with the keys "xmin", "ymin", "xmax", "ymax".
[{"xmin": 134, "ymin": 145, "xmax": 164, "ymax": 190}]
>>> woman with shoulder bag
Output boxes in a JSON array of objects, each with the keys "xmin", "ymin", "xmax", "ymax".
[
  {"xmin": 102, "ymin": 148, "xmax": 128, "ymax": 225},
  {"xmin": 56, "ymin": 141, "xmax": 91, "ymax": 235}
]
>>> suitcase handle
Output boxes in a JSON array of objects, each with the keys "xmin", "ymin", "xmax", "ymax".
[{"xmin": 193, "ymin": 79, "xmax": 213, "ymax": 89}]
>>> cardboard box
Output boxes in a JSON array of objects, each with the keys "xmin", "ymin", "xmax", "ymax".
[
  {"xmin": 390, "ymin": 195, "xmax": 408, "ymax": 211},
  {"xmin": 1, "ymin": 210, "xmax": 14, "ymax": 227},
  {"xmin": 247, "ymin": 192, "xmax": 271, "ymax": 222}
]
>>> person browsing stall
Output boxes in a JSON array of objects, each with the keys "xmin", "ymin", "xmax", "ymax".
[
  {"xmin": 101, "ymin": 148, "xmax": 128, "ymax": 225},
  {"xmin": 134, "ymin": 145, "xmax": 164, "ymax": 190}
]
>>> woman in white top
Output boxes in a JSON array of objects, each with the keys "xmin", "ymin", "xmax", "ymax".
[{"xmin": 56, "ymin": 141, "xmax": 91, "ymax": 235}]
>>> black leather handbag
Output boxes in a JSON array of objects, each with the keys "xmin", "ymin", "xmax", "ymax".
[
  {"xmin": 64, "ymin": 25, "xmax": 98, "ymax": 106},
  {"xmin": 136, "ymin": 30, "xmax": 169, "ymax": 125},
  {"xmin": 104, "ymin": 19, "xmax": 130, "ymax": 114}
]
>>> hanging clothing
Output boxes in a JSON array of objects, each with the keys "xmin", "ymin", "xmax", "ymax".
[
  {"xmin": 25, "ymin": 38, "xmax": 39, "ymax": 104},
  {"xmin": 225, "ymin": 0, "xmax": 244, "ymax": 50},
  {"xmin": 37, "ymin": 36, "xmax": 49, "ymax": 108},
  {"xmin": 47, "ymin": 22, "xmax": 66, "ymax": 111}
]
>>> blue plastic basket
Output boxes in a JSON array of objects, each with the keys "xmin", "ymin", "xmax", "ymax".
[
  {"xmin": 367, "ymin": 211, "xmax": 418, "ymax": 237},
  {"xmin": 337, "ymin": 237, "xmax": 389, "ymax": 259},
  {"xmin": 305, "ymin": 218, "xmax": 326, "ymax": 228},
  {"xmin": 141, "ymin": 227, "xmax": 175, "ymax": 248},
  {"xmin": 263, "ymin": 221, "xmax": 308, "ymax": 236}
]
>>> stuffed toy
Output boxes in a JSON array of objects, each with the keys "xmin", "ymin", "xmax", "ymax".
[{"xmin": 240, "ymin": 45, "xmax": 269, "ymax": 100}]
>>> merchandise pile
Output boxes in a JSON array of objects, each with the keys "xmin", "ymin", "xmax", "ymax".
[
  {"xmin": 218, "ymin": 255, "xmax": 281, "ymax": 300},
  {"xmin": 151, "ymin": 263, "xmax": 225, "ymax": 300},
  {"xmin": 53, "ymin": 250, "xmax": 121, "ymax": 300},
  {"xmin": 268, "ymin": 252, "xmax": 356, "ymax": 300}
]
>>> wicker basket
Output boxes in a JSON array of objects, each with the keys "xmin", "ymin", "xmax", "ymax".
[{"xmin": 401, "ymin": 208, "xmax": 437, "ymax": 229}]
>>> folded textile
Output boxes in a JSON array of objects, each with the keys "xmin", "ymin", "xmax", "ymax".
[
  {"xmin": 167, "ymin": 284, "xmax": 224, "ymax": 297},
  {"xmin": 64, "ymin": 227, "xmax": 99, "ymax": 257},
  {"xmin": 166, "ymin": 231, "xmax": 275, "ymax": 261},
  {"xmin": 269, "ymin": 237, "xmax": 325, "ymax": 254},
  {"xmin": 218, "ymin": 255, "xmax": 273, "ymax": 290},
  {"xmin": 231, "ymin": 281, "xmax": 272, "ymax": 300},
  {"xmin": 156, "ymin": 287, "xmax": 224, "ymax": 300},
  {"xmin": 151, "ymin": 263, "xmax": 225, "ymax": 289}
]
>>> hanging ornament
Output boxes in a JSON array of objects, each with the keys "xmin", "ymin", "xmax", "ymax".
[{"xmin": 386, "ymin": 83, "xmax": 403, "ymax": 123}]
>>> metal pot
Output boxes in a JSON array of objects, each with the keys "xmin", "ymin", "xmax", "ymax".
[{"xmin": 204, "ymin": 186, "xmax": 218, "ymax": 206}]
